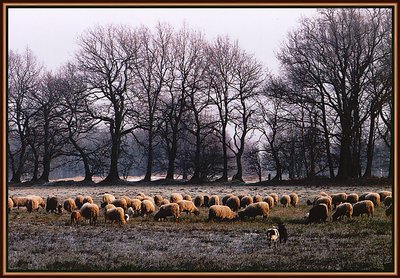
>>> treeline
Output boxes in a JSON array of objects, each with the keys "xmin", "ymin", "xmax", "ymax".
[{"xmin": 8, "ymin": 8, "xmax": 393, "ymax": 184}]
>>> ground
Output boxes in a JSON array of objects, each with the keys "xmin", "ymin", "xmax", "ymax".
[{"xmin": 6, "ymin": 182, "xmax": 394, "ymax": 273}]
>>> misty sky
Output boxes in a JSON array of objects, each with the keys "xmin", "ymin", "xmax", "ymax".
[{"xmin": 8, "ymin": 8, "xmax": 317, "ymax": 74}]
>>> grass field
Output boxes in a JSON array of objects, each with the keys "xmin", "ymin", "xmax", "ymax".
[{"xmin": 7, "ymin": 183, "xmax": 394, "ymax": 272}]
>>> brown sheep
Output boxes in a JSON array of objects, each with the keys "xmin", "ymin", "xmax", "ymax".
[
  {"xmin": 128, "ymin": 199, "xmax": 142, "ymax": 215},
  {"xmin": 269, "ymin": 193, "xmax": 279, "ymax": 205},
  {"xmin": 46, "ymin": 196, "xmax": 60, "ymax": 213},
  {"xmin": 80, "ymin": 203, "xmax": 100, "ymax": 225},
  {"xmin": 26, "ymin": 195, "xmax": 46, "ymax": 209},
  {"xmin": 383, "ymin": 196, "xmax": 392, "ymax": 207},
  {"xmin": 194, "ymin": 195, "xmax": 204, "ymax": 207},
  {"xmin": 136, "ymin": 192, "xmax": 146, "ymax": 198},
  {"xmin": 177, "ymin": 200, "xmax": 200, "ymax": 215},
  {"xmin": 63, "ymin": 198, "xmax": 77, "ymax": 212},
  {"xmin": 134, "ymin": 195, "xmax": 144, "ymax": 201},
  {"xmin": 359, "ymin": 192, "xmax": 373, "ymax": 201},
  {"xmin": 101, "ymin": 193, "xmax": 115, "ymax": 207},
  {"xmin": 226, "ymin": 196, "xmax": 241, "ymax": 212},
  {"xmin": 208, "ymin": 205, "xmax": 237, "ymax": 222},
  {"xmin": 378, "ymin": 191, "xmax": 391, "ymax": 202},
  {"xmin": 238, "ymin": 202, "xmax": 270, "ymax": 219},
  {"xmin": 70, "ymin": 210, "xmax": 81, "ymax": 225},
  {"xmin": 105, "ymin": 207, "xmax": 127, "ymax": 226},
  {"xmin": 120, "ymin": 196, "xmax": 135, "ymax": 208},
  {"xmin": 314, "ymin": 197, "xmax": 333, "ymax": 211},
  {"xmin": 308, "ymin": 204, "xmax": 328, "ymax": 223},
  {"xmin": 8, "ymin": 197, "xmax": 13, "ymax": 213},
  {"xmin": 160, "ymin": 199, "xmax": 170, "ymax": 206},
  {"xmin": 203, "ymin": 194, "xmax": 210, "ymax": 207},
  {"xmin": 353, "ymin": 200, "xmax": 374, "ymax": 218},
  {"xmin": 263, "ymin": 196, "xmax": 275, "ymax": 209},
  {"xmin": 365, "ymin": 193, "xmax": 380, "ymax": 207},
  {"xmin": 332, "ymin": 203, "xmax": 353, "ymax": 221},
  {"xmin": 11, "ymin": 196, "xmax": 28, "ymax": 209},
  {"xmin": 112, "ymin": 198, "xmax": 128, "ymax": 212},
  {"xmin": 154, "ymin": 195, "xmax": 163, "ymax": 206},
  {"xmin": 26, "ymin": 199, "xmax": 39, "ymax": 213},
  {"xmin": 346, "ymin": 193, "xmax": 359, "ymax": 204},
  {"xmin": 240, "ymin": 196, "xmax": 253, "ymax": 208},
  {"xmin": 253, "ymin": 195, "xmax": 263, "ymax": 203},
  {"xmin": 222, "ymin": 194, "xmax": 234, "ymax": 205},
  {"xmin": 83, "ymin": 196, "xmax": 94, "ymax": 205},
  {"xmin": 208, "ymin": 195, "xmax": 220, "ymax": 206},
  {"xmin": 104, "ymin": 204, "xmax": 116, "ymax": 219},
  {"xmin": 289, "ymin": 193, "xmax": 299, "ymax": 207},
  {"xmin": 280, "ymin": 195, "xmax": 290, "ymax": 208},
  {"xmin": 331, "ymin": 193, "xmax": 347, "ymax": 209},
  {"xmin": 170, "ymin": 193, "xmax": 183, "ymax": 204},
  {"xmin": 75, "ymin": 195, "xmax": 84, "ymax": 209},
  {"xmin": 183, "ymin": 194, "xmax": 192, "ymax": 202},
  {"xmin": 154, "ymin": 203, "xmax": 180, "ymax": 221},
  {"xmin": 141, "ymin": 200, "xmax": 156, "ymax": 217}
]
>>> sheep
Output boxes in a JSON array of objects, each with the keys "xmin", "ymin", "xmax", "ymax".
[
  {"xmin": 208, "ymin": 195, "xmax": 220, "ymax": 206},
  {"xmin": 170, "ymin": 193, "xmax": 183, "ymax": 204},
  {"xmin": 238, "ymin": 202, "xmax": 270, "ymax": 219},
  {"xmin": 154, "ymin": 203, "xmax": 180, "ymax": 222},
  {"xmin": 160, "ymin": 199, "xmax": 170, "ymax": 206},
  {"xmin": 75, "ymin": 195, "xmax": 84, "ymax": 209},
  {"xmin": 141, "ymin": 200, "xmax": 156, "ymax": 217},
  {"xmin": 253, "ymin": 195, "xmax": 263, "ymax": 203},
  {"xmin": 359, "ymin": 192, "xmax": 373, "ymax": 201},
  {"xmin": 385, "ymin": 204, "xmax": 393, "ymax": 217},
  {"xmin": 80, "ymin": 203, "xmax": 100, "ymax": 225},
  {"xmin": 8, "ymin": 197, "xmax": 13, "ymax": 213},
  {"xmin": 136, "ymin": 192, "xmax": 146, "ymax": 198},
  {"xmin": 352, "ymin": 200, "xmax": 374, "ymax": 218},
  {"xmin": 222, "ymin": 194, "xmax": 234, "ymax": 205},
  {"xmin": 112, "ymin": 198, "xmax": 128, "ymax": 212},
  {"xmin": 104, "ymin": 203, "xmax": 116, "ymax": 218},
  {"xmin": 26, "ymin": 199, "xmax": 39, "ymax": 213},
  {"xmin": 280, "ymin": 195, "xmax": 290, "ymax": 208},
  {"xmin": 262, "ymin": 196, "xmax": 275, "ymax": 209},
  {"xmin": 266, "ymin": 227, "xmax": 280, "ymax": 247},
  {"xmin": 203, "ymin": 194, "xmax": 210, "ymax": 207},
  {"xmin": 331, "ymin": 193, "xmax": 347, "ymax": 209},
  {"xmin": 183, "ymin": 194, "xmax": 192, "ymax": 202},
  {"xmin": 365, "ymin": 193, "xmax": 380, "ymax": 207},
  {"xmin": 308, "ymin": 204, "xmax": 328, "ymax": 223},
  {"xmin": 63, "ymin": 198, "xmax": 77, "ymax": 212},
  {"xmin": 177, "ymin": 200, "xmax": 200, "ymax": 216},
  {"xmin": 289, "ymin": 193, "xmax": 299, "ymax": 207},
  {"xmin": 120, "ymin": 196, "xmax": 135, "ymax": 208},
  {"xmin": 70, "ymin": 210, "xmax": 81, "ymax": 226},
  {"xmin": 101, "ymin": 193, "xmax": 115, "ymax": 207},
  {"xmin": 46, "ymin": 196, "xmax": 61, "ymax": 213},
  {"xmin": 277, "ymin": 223, "xmax": 288, "ymax": 243},
  {"xmin": 194, "ymin": 195, "xmax": 204, "ymax": 207},
  {"xmin": 11, "ymin": 196, "xmax": 28, "ymax": 209},
  {"xmin": 154, "ymin": 195, "xmax": 163, "ymax": 206},
  {"xmin": 208, "ymin": 205, "xmax": 238, "ymax": 222},
  {"xmin": 128, "ymin": 199, "xmax": 142, "ymax": 217},
  {"xmin": 307, "ymin": 194, "xmax": 331, "ymax": 206},
  {"xmin": 346, "ymin": 193, "xmax": 359, "ymax": 204},
  {"xmin": 226, "ymin": 196, "xmax": 241, "ymax": 212},
  {"xmin": 240, "ymin": 196, "xmax": 253, "ymax": 208},
  {"xmin": 134, "ymin": 195, "xmax": 144, "ymax": 201},
  {"xmin": 237, "ymin": 194, "xmax": 246, "ymax": 201},
  {"xmin": 378, "ymin": 191, "xmax": 391, "ymax": 202},
  {"xmin": 105, "ymin": 207, "xmax": 127, "ymax": 226},
  {"xmin": 269, "ymin": 193, "xmax": 279, "ymax": 205},
  {"xmin": 82, "ymin": 196, "xmax": 94, "ymax": 205},
  {"xmin": 143, "ymin": 196, "xmax": 156, "ymax": 205},
  {"xmin": 332, "ymin": 203, "xmax": 353, "ymax": 221},
  {"xmin": 314, "ymin": 196, "xmax": 333, "ymax": 211},
  {"xmin": 383, "ymin": 196, "xmax": 392, "ymax": 207},
  {"xmin": 26, "ymin": 195, "xmax": 46, "ymax": 209}
]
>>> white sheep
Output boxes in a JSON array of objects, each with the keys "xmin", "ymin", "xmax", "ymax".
[
  {"xmin": 80, "ymin": 203, "xmax": 100, "ymax": 225},
  {"xmin": 238, "ymin": 202, "xmax": 270, "ymax": 219},
  {"xmin": 154, "ymin": 203, "xmax": 181, "ymax": 221},
  {"xmin": 208, "ymin": 205, "xmax": 238, "ymax": 222},
  {"xmin": 177, "ymin": 200, "xmax": 200, "ymax": 216},
  {"xmin": 141, "ymin": 200, "xmax": 156, "ymax": 217}
]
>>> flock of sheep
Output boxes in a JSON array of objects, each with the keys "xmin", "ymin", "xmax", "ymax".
[{"xmin": 8, "ymin": 190, "xmax": 393, "ymax": 229}]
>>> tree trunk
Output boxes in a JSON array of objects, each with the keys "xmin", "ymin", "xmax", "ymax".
[
  {"xmin": 321, "ymin": 100, "xmax": 335, "ymax": 178},
  {"xmin": 218, "ymin": 125, "xmax": 228, "ymax": 182},
  {"xmin": 189, "ymin": 127, "xmax": 202, "ymax": 183},
  {"xmin": 143, "ymin": 128, "xmax": 154, "ymax": 182},
  {"xmin": 103, "ymin": 122, "xmax": 121, "ymax": 183},
  {"xmin": 69, "ymin": 137, "xmax": 93, "ymax": 182},
  {"xmin": 39, "ymin": 153, "xmax": 51, "ymax": 182},
  {"xmin": 363, "ymin": 113, "xmax": 376, "ymax": 177},
  {"xmin": 232, "ymin": 150, "xmax": 244, "ymax": 182},
  {"xmin": 165, "ymin": 137, "xmax": 177, "ymax": 180}
]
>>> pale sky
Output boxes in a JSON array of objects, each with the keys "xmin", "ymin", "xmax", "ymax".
[{"xmin": 8, "ymin": 8, "xmax": 317, "ymax": 74}]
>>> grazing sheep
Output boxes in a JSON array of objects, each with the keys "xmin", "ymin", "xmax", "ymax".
[
  {"xmin": 359, "ymin": 192, "xmax": 373, "ymax": 201},
  {"xmin": 277, "ymin": 223, "xmax": 288, "ymax": 243},
  {"xmin": 134, "ymin": 195, "xmax": 144, "ymax": 201},
  {"xmin": 332, "ymin": 203, "xmax": 353, "ymax": 221},
  {"xmin": 238, "ymin": 202, "xmax": 270, "ymax": 219},
  {"xmin": 70, "ymin": 210, "xmax": 81, "ymax": 225},
  {"xmin": 365, "ymin": 193, "xmax": 380, "ymax": 207},
  {"xmin": 280, "ymin": 195, "xmax": 291, "ymax": 208},
  {"xmin": 142, "ymin": 196, "xmax": 156, "ymax": 206},
  {"xmin": 222, "ymin": 194, "xmax": 234, "ymax": 205},
  {"xmin": 8, "ymin": 197, "xmax": 13, "ymax": 213},
  {"xmin": 237, "ymin": 194, "xmax": 246, "ymax": 201},
  {"xmin": 82, "ymin": 196, "xmax": 94, "ymax": 205},
  {"xmin": 11, "ymin": 196, "xmax": 28, "ymax": 209},
  {"xmin": 46, "ymin": 196, "xmax": 61, "ymax": 213},
  {"xmin": 141, "ymin": 200, "xmax": 156, "ymax": 217},
  {"xmin": 26, "ymin": 195, "xmax": 46, "ymax": 209},
  {"xmin": 194, "ymin": 195, "xmax": 204, "ymax": 207},
  {"xmin": 352, "ymin": 200, "xmax": 374, "ymax": 218},
  {"xmin": 383, "ymin": 196, "xmax": 392, "ymax": 207},
  {"xmin": 112, "ymin": 198, "xmax": 128, "ymax": 212},
  {"xmin": 378, "ymin": 191, "xmax": 391, "ymax": 202},
  {"xmin": 226, "ymin": 196, "xmax": 241, "ymax": 212},
  {"xmin": 307, "ymin": 194, "xmax": 331, "ymax": 206},
  {"xmin": 75, "ymin": 195, "xmax": 84, "ymax": 209},
  {"xmin": 253, "ymin": 195, "xmax": 263, "ymax": 203},
  {"xmin": 263, "ymin": 196, "xmax": 275, "ymax": 209},
  {"xmin": 266, "ymin": 227, "xmax": 280, "ymax": 247},
  {"xmin": 385, "ymin": 204, "xmax": 393, "ymax": 217},
  {"xmin": 154, "ymin": 195, "xmax": 163, "ymax": 206},
  {"xmin": 63, "ymin": 198, "xmax": 77, "ymax": 212},
  {"xmin": 177, "ymin": 200, "xmax": 200, "ymax": 216},
  {"xmin": 308, "ymin": 204, "xmax": 328, "ymax": 223},
  {"xmin": 203, "ymin": 194, "xmax": 210, "ymax": 207},
  {"xmin": 104, "ymin": 204, "xmax": 116, "ymax": 218},
  {"xmin": 101, "ymin": 193, "xmax": 115, "ymax": 207},
  {"xmin": 314, "ymin": 197, "xmax": 333, "ymax": 211},
  {"xmin": 137, "ymin": 192, "xmax": 146, "ymax": 198},
  {"xmin": 128, "ymin": 199, "xmax": 142, "ymax": 216},
  {"xmin": 26, "ymin": 199, "xmax": 39, "ymax": 213},
  {"xmin": 208, "ymin": 195, "xmax": 220, "ymax": 206},
  {"xmin": 105, "ymin": 207, "xmax": 127, "ymax": 226},
  {"xmin": 154, "ymin": 203, "xmax": 180, "ymax": 221},
  {"xmin": 183, "ymin": 194, "xmax": 192, "ymax": 202},
  {"xmin": 120, "ymin": 196, "xmax": 135, "ymax": 208},
  {"xmin": 346, "ymin": 193, "xmax": 359, "ymax": 204},
  {"xmin": 319, "ymin": 191, "xmax": 329, "ymax": 197},
  {"xmin": 208, "ymin": 205, "xmax": 238, "ymax": 222},
  {"xmin": 80, "ymin": 203, "xmax": 100, "ymax": 225},
  {"xmin": 289, "ymin": 193, "xmax": 299, "ymax": 207},
  {"xmin": 269, "ymin": 193, "xmax": 279, "ymax": 205},
  {"xmin": 240, "ymin": 196, "xmax": 253, "ymax": 208},
  {"xmin": 331, "ymin": 193, "xmax": 347, "ymax": 209},
  {"xmin": 160, "ymin": 199, "xmax": 170, "ymax": 206},
  {"xmin": 170, "ymin": 193, "xmax": 183, "ymax": 204}
]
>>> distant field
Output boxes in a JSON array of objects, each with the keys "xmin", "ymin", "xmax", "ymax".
[{"xmin": 7, "ymin": 184, "xmax": 394, "ymax": 272}]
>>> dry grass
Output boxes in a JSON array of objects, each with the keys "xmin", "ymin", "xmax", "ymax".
[{"xmin": 7, "ymin": 184, "xmax": 394, "ymax": 272}]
